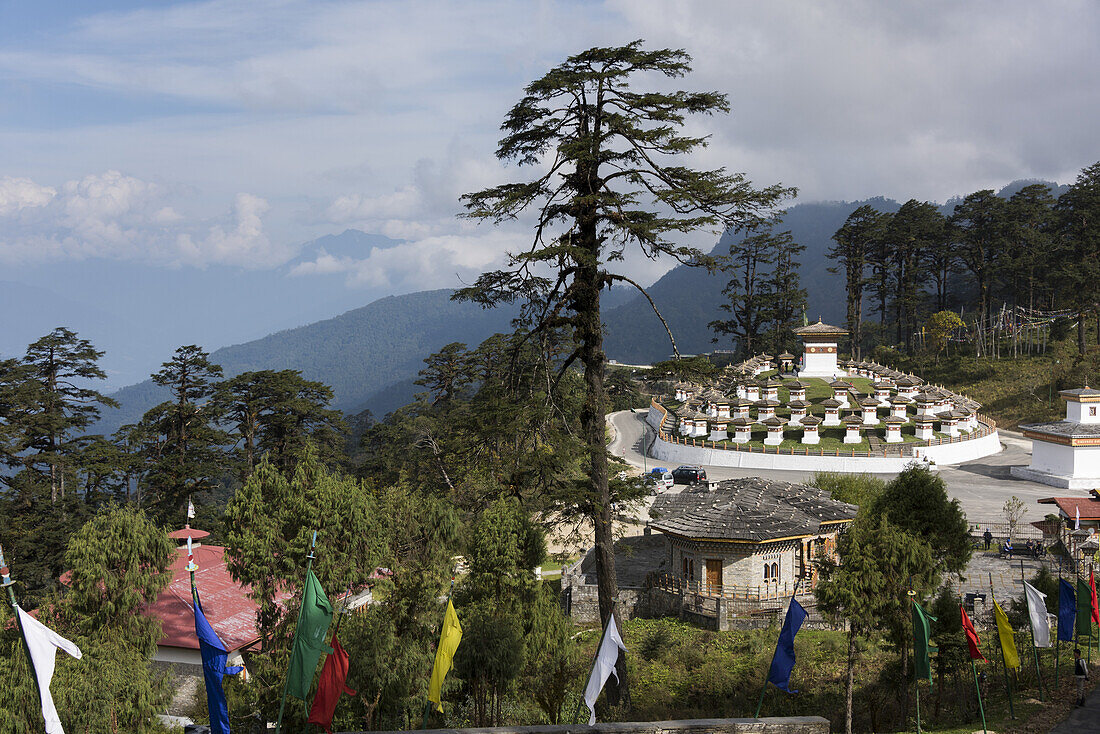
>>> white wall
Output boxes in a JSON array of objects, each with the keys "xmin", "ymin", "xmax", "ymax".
[{"xmin": 1029, "ymin": 439, "xmax": 1100, "ymax": 478}]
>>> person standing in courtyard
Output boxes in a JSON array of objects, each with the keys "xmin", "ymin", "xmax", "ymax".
[
  {"xmin": 1075, "ymin": 648, "xmax": 1090, "ymax": 705},
  {"xmin": 983, "ymin": 528, "xmax": 992, "ymax": 549}
]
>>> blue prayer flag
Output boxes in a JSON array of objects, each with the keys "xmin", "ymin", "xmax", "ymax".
[
  {"xmin": 193, "ymin": 586, "xmax": 244, "ymax": 734},
  {"xmin": 767, "ymin": 597, "xmax": 808, "ymax": 693},
  {"xmin": 1058, "ymin": 578, "xmax": 1076, "ymax": 642}
]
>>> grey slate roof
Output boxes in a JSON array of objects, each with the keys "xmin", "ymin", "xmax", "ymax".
[
  {"xmin": 649, "ymin": 477, "xmax": 857, "ymax": 542},
  {"xmin": 793, "ymin": 320, "xmax": 848, "ymax": 336},
  {"xmin": 1020, "ymin": 420, "xmax": 1100, "ymax": 438}
]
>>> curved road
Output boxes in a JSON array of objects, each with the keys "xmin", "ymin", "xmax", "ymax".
[{"xmin": 608, "ymin": 409, "xmax": 1068, "ymax": 520}]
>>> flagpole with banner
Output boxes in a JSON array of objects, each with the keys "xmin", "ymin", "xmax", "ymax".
[
  {"xmin": 575, "ymin": 607, "xmax": 628, "ymax": 726},
  {"xmin": 911, "ymin": 592, "xmax": 937, "ymax": 734},
  {"xmin": 1020, "ymin": 561, "xmax": 1047, "ymax": 702},
  {"xmin": 960, "ymin": 603, "xmax": 987, "ymax": 734},
  {"xmin": 423, "ymin": 575, "xmax": 462, "ymax": 729},
  {"xmin": 1058, "ymin": 574, "xmax": 1077, "ymax": 688},
  {"xmin": 308, "ymin": 585, "xmax": 357, "ymax": 734},
  {"xmin": 275, "ymin": 530, "xmax": 323, "ymax": 734},
  {"xmin": 189, "ymin": 533, "xmax": 243, "ymax": 734},
  {"xmin": 989, "ymin": 573, "xmax": 1016, "ymax": 720},
  {"xmin": 1078, "ymin": 572, "xmax": 1093, "ymax": 667},
  {"xmin": 571, "ymin": 609, "xmax": 613, "ymax": 725},
  {"xmin": 754, "ymin": 580, "xmax": 807, "ymax": 718},
  {"xmin": 1, "ymin": 543, "xmax": 83, "ymax": 734}
]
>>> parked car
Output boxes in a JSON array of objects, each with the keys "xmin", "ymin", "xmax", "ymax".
[
  {"xmin": 648, "ymin": 467, "xmax": 674, "ymax": 491},
  {"xmin": 671, "ymin": 465, "xmax": 707, "ymax": 484}
]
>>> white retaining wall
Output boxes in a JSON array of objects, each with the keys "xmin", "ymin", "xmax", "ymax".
[{"xmin": 646, "ymin": 405, "xmax": 1002, "ymax": 473}]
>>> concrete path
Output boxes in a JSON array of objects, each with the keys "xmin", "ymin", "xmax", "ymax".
[
  {"xmin": 608, "ymin": 409, "xmax": 1082, "ymax": 523},
  {"xmin": 1049, "ymin": 673, "xmax": 1100, "ymax": 732}
]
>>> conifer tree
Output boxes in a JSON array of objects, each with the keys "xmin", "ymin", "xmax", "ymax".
[
  {"xmin": 455, "ymin": 41, "xmax": 794, "ymax": 705},
  {"xmin": 11, "ymin": 328, "xmax": 118, "ymax": 503},
  {"xmin": 1054, "ymin": 162, "xmax": 1100, "ymax": 354},
  {"xmin": 139, "ymin": 345, "xmax": 227, "ymax": 523},
  {"xmin": 828, "ymin": 206, "xmax": 888, "ymax": 358}
]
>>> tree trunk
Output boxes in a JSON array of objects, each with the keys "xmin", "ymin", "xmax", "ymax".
[{"xmin": 576, "ymin": 212, "xmax": 627, "ymax": 707}]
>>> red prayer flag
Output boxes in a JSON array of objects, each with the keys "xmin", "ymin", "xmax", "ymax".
[
  {"xmin": 1091, "ymin": 569, "xmax": 1099, "ymax": 626},
  {"xmin": 307, "ymin": 634, "xmax": 356, "ymax": 734},
  {"xmin": 960, "ymin": 604, "xmax": 987, "ymax": 662}
]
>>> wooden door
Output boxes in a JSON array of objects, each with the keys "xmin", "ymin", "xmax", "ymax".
[{"xmin": 705, "ymin": 559, "xmax": 722, "ymax": 594}]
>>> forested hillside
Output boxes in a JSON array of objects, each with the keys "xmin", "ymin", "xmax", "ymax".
[{"xmin": 97, "ymin": 290, "xmax": 519, "ymax": 433}]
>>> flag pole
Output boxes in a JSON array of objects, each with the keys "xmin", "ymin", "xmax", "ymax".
[
  {"xmin": 422, "ymin": 572, "xmax": 458, "ymax": 730},
  {"xmin": 0, "ymin": 544, "xmax": 47, "ymax": 716},
  {"xmin": 971, "ymin": 658, "xmax": 987, "ymax": 734},
  {"xmin": 571, "ymin": 604, "xmax": 617, "ymax": 726},
  {"xmin": 989, "ymin": 573, "xmax": 1015, "ymax": 719},
  {"xmin": 910, "ymin": 591, "xmax": 921, "ymax": 734},
  {"xmin": 307, "ymin": 583, "xmax": 353, "ymax": 733},
  {"xmin": 1019, "ymin": 560, "xmax": 1045, "ymax": 701},
  {"xmin": 275, "ymin": 530, "xmax": 318, "ymax": 734},
  {"xmin": 754, "ymin": 577, "xmax": 804, "ymax": 718},
  {"xmin": 1056, "ymin": 563, "xmax": 1063, "ymax": 688},
  {"xmin": 961, "ymin": 596, "xmax": 989, "ymax": 734}
]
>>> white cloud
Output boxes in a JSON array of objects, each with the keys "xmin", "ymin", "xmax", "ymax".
[
  {"xmin": 0, "ymin": 172, "xmax": 282, "ymax": 268},
  {"xmin": 0, "ymin": 177, "xmax": 56, "ymax": 216}
]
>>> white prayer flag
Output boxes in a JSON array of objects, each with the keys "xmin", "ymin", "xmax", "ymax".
[
  {"xmin": 1023, "ymin": 581, "xmax": 1052, "ymax": 648},
  {"xmin": 16, "ymin": 606, "xmax": 82, "ymax": 734},
  {"xmin": 1076, "ymin": 506, "xmax": 1081, "ymax": 530},
  {"xmin": 583, "ymin": 614, "xmax": 627, "ymax": 725},
  {"xmin": 187, "ymin": 498, "xmax": 196, "ymax": 520}
]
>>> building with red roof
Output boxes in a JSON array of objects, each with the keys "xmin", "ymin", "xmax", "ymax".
[{"xmin": 147, "ymin": 527, "xmax": 292, "ymax": 668}]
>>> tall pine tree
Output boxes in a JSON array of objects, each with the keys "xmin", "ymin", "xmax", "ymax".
[{"xmin": 455, "ymin": 41, "xmax": 793, "ymax": 702}]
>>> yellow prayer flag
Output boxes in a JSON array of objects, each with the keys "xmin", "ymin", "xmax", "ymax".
[
  {"xmin": 427, "ymin": 600, "xmax": 463, "ymax": 712},
  {"xmin": 994, "ymin": 600, "xmax": 1020, "ymax": 670}
]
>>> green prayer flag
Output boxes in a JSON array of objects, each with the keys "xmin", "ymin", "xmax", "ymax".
[
  {"xmin": 912, "ymin": 600, "xmax": 936, "ymax": 681},
  {"xmin": 1079, "ymin": 579, "xmax": 1094, "ymax": 637},
  {"xmin": 286, "ymin": 569, "xmax": 334, "ymax": 700}
]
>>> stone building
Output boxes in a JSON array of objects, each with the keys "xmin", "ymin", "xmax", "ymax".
[{"xmin": 648, "ymin": 478, "xmax": 857, "ymax": 598}]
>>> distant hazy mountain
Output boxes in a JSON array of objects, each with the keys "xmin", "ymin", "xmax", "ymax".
[
  {"xmin": 4, "ymin": 229, "xmax": 410, "ymax": 389},
  {"xmin": 96, "ymin": 289, "xmax": 519, "ymax": 433},
  {"xmin": 94, "ymin": 181, "xmax": 1066, "ymax": 425},
  {"xmin": 601, "ymin": 197, "xmax": 903, "ymax": 363}
]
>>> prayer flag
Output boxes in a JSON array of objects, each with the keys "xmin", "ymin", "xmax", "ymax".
[
  {"xmin": 1078, "ymin": 578, "xmax": 1093, "ymax": 637},
  {"xmin": 960, "ymin": 605, "xmax": 987, "ymax": 662},
  {"xmin": 1024, "ymin": 581, "xmax": 1052, "ymax": 647},
  {"xmin": 286, "ymin": 569, "xmax": 334, "ymax": 700},
  {"xmin": 766, "ymin": 597, "xmax": 807, "ymax": 693},
  {"xmin": 1058, "ymin": 579, "xmax": 1077, "ymax": 642},
  {"xmin": 187, "ymin": 497, "xmax": 196, "ymax": 520},
  {"xmin": 912, "ymin": 601, "xmax": 936, "ymax": 681},
  {"xmin": 427, "ymin": 600, "xmax": 462, "ymax": 713},
  {"xmin": 307, "ymin": 634, "xmax": 356, "ymax": 734},
  {"xmin": 994, "ymin": 600, "xmax": 1020, "ymax": 669},
  {"xmin": 583, "ymin": 614, "xmax": 627, "ymax": 725},
  {"xmin": 1075, "ymin": 506, "xmax": 1081, "ymax": 530},
  {"xmin": 192, "ymin": 586, "xmax": 243, "ymax": 734},
  {"xmin": 15, "ymin": 606, "xmax": 82, "ymax": 734}
]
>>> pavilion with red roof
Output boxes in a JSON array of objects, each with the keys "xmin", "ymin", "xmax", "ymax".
[{"xmin": 149, "ymin": 526, "xmax": 292, "ymax": 669}]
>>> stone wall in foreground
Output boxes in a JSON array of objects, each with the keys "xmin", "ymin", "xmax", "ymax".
[{"xmin": 355, "ymin": 717, "xmax": 830, "ymax": 734}]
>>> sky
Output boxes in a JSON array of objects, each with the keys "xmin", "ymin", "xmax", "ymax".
[{"xmin": 1, "ymin": 0, "xmax": 1098, "ymax": 386}]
